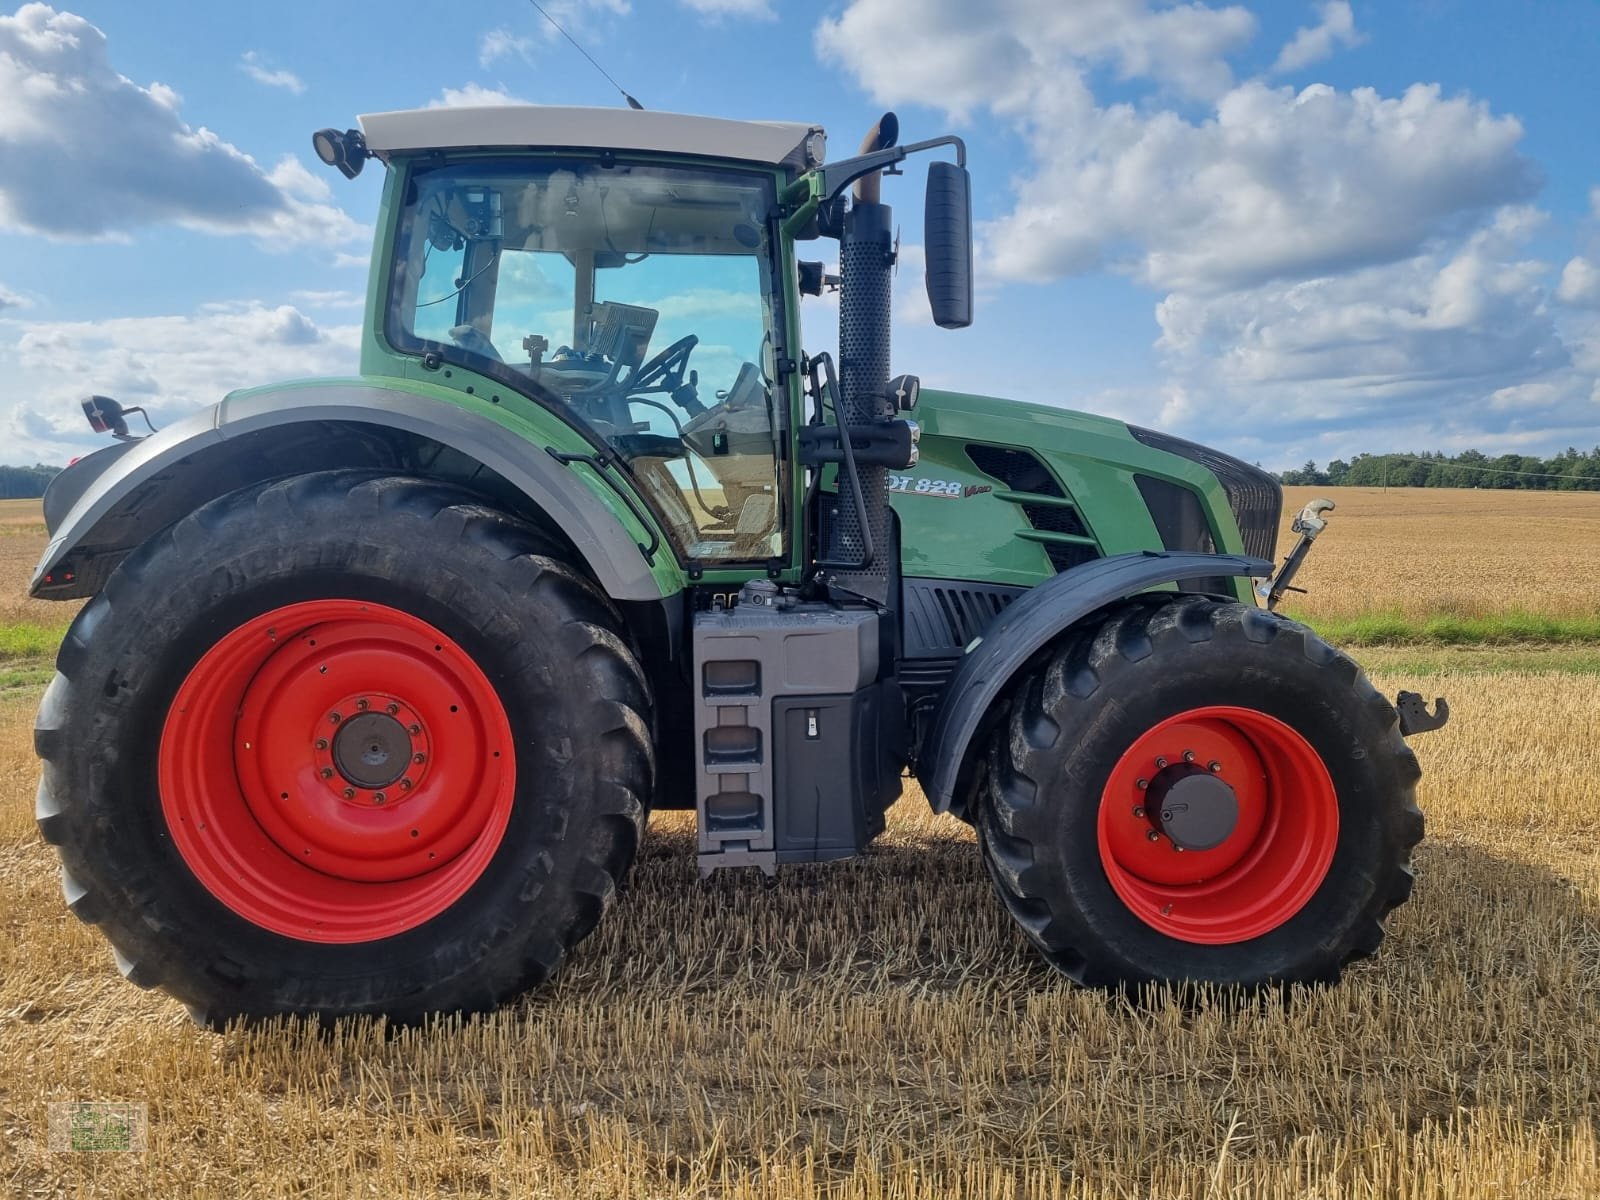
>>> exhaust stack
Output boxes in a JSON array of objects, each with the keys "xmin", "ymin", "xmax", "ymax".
[{"xmin": 826, "ymin": 115, "xmax": 899, "ymax": 605}]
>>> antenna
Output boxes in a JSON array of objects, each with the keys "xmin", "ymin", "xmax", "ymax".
[{"xmin": 524, "ymin": 0, "xmax": 644, "ymax": 110}]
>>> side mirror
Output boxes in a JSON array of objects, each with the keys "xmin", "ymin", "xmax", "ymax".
[{"xmin": 924, "ymin": 161, "xmax": 973, "ymax": 329}]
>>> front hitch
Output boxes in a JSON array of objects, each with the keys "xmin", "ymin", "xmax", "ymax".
[{"xmin": 1257, "ymin": 497, "xmax": 1334, "ymax": 611}]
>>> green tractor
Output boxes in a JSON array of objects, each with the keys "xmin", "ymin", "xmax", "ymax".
[{"xmin": 32, "ymin": 107, "xmax": 1442, "ymax": 1026}]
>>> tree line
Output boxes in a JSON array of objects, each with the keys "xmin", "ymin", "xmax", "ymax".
[
  {"xmin": 0, "ymin": 464, "xmax": 60, "ymax": 499},
  {"xmin": 1277, "ymin": 448, "xmax": 1600, "ymax": 491}
]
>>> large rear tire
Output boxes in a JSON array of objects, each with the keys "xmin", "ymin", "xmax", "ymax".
[
  {"xmin": 35, "ymin": 472, "xmax": 653, "ymax": 1026},
  {"xmin": 979, "ymin": 596, "xmax": 1422, "ymax": 988}
]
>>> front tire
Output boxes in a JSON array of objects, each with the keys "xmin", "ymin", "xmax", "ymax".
[
  {"xmin": 979, "ymin": 597, "xmax": 1423, "ymax": 988},
  {"xmin": 35, "ymin": 472, "xmax": 653, "ymax": 1026}
]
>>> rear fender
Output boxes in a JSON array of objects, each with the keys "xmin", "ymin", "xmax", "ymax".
[
  {"xmin": 919, "ymin": 551, "xmax": 1274, "ymax": 815},
  {"xmin": 33, "ymin": 383, "xmax": 674, "ymax": 603}
]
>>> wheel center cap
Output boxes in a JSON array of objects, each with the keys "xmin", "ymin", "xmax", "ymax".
[
  {"xmin": 332, "ymin": 712, "xmax": 413, "ymax": 789},
  {"xmin": 1147, "ymin": 764, "xmax": 1239, "ymax": 851}
]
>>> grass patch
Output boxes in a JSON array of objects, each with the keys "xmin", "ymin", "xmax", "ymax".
[
  {"xmin": 0, "ymin": 657, "xmax": 55, "ymax": 691},
  {"xmin": 0, "ymin": 620, "xmax": 69, "ymax": 661},
  {"xmin": 1356, "ymin": 645, "xmax": 1600, "ymax": 676},
  {"xmin": 1304, "ymin": 609, "xmax": 1600, "ymax": 647}
]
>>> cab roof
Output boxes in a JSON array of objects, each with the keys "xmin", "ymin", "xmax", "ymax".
[{"xmin": 358, "ymin": 106, "xmax": 825, "ymax": 170}]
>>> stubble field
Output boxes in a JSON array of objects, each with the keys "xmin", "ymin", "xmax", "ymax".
[{"xmin": 2, "ymin": 489, "xmax": 1598, "ymax": 1198}]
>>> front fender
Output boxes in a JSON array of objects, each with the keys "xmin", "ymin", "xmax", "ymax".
[
  {"xmin": 33, "ymin": 382, "xmax": 674, "ymax": 603},
  {"xmin": 919, "ymin": 550, "xmax": 1274, "ymax": 814}
]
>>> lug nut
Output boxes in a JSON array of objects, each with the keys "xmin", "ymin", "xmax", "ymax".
[
  {"xmin": 413, "ymin": 753, "xmax": 426, "ymax": 764},
  {"xmin": 342, "ymin": 787, "xmax": 355, "ymax": 800},
  {"xmin": 329, "ymin": 712, "xmax": 341, "ymax": 724},
  {"xmin": 320, "ymin": 767, "xmax": 334, "ymax": 780},
  {"xmin": 1132, "ymin": 806, "xmax": 1145, "ymax": 819},
  {"xmin": 1146, "ymin": 830, "xmax": 1161, "ymax": 842},
  {"xmin": 357, "ymin": 698, "xmax": 369, "ymax": 710},
  {"xmin": 1183, "ymin": 750, "xmax": 1195, "ymax": 763},
  {"xmin": 315, "ymin": 738, "xmax": 328, "ymax": 751},
  {"xmin": 387, "ymin": 703, "xmax": 400, "ymax": 715},
  {"xmin": 1208, "ymin": 760, "xmax": 1222, "ymax": 773},
  {"xmin": 408, "ymin": 724, "xmax": 422, "ymax": 735},
  {"xmin": 1155, "ymin": 756, "xmax": 1168, "ymax": 769},
  {"xmin": 1136, "ymin": 778, "xmax": 1149, "ymax": 791},
  {"xmin": 400, "ymin": 778, "xmax": 414, "ymax": 791},
  {"xmin": 373, "ymin": 792, "xmax": 386, "ymax": 804}
]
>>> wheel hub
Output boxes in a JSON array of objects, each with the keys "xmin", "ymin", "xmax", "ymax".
[
  {"xmin": 1147, "ymin": 763, "xmax": 1238, "ymax": 851},
  {"xmin": 332, "ymin": 712, "xmax": 412, "ymax": 789}
]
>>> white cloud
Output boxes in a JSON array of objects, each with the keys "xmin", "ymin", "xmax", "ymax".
[
  {"xmin": 1146, "ymin": 210, "xmax": 1596, "ymax": 462},
  {"xmin": 428, "ymin": 83, "xmax": 527, "ymax": 109},
  {"xmin": 0, "ymin": 282, "xmax": 28, "ymax": 310},
  {"xmin": 679, "ymin": 0, "xmax": 776, "ymax": 21},
  {"xmin": 0, "ymin": 301, "xmax": 360, "ymax": 461},
  {"xmin": 1271, "ymin": 1, "xmax": 1364, "ymax": 74},
  {"xmin": 479, "ymin": 28, "xmax": 535, "ymax": 66},
  {"xmin": 817, "ymin": 0, "xmax": 1256, "ymax": 118},
  {"xmin": 0, "ymin": 6, "xmax": 360, "ymax": 246},
  {"xmin": 985, "ymin": 81, "xmax": 1536, "ymax": 294},
  {"xmin": 239, "ymin": 50, "xmax": 305, "ymax": 94},
  {"xmin": 1557, "ymin": 257, "xmax": 1600, "ymax": 308}
]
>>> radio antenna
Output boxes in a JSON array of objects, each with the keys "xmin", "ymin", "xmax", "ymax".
[{"xmin": 524, "ymin": 0, "xmax": 644, "ymax": 110}]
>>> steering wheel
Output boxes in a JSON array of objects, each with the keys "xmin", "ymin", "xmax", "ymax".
[{"xmin": 629, "ymin": 335, "xmax": 701, "ymax": 413}]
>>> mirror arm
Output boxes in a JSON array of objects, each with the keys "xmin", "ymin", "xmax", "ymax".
[{"xmin": 815, "ymin": 135, "xmax": 967, "ymax": 204}]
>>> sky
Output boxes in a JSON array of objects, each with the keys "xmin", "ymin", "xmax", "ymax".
[{"xmin": 0, "ymin": 0, "xmax": 1596, "ymax": 471}]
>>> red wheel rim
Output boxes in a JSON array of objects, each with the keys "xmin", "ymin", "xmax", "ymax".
[
  {"xmin": 1096, "ymin": 706, "xmax": 1338, "ymax": 945},
  {"xmin": 159, "ymin": 600, "xmax": 515, "ymax": 943}
]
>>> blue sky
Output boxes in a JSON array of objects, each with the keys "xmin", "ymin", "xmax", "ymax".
[{"xmin": 1, "ymin": 0, "xmax": 1596, "ymax": 469}]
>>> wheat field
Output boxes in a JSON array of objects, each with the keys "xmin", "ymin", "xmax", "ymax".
[
  {"xmin": 1277, "ymin": 486, "xmax": 1600, "ymax": 621},
  {"xmin": 2, "ymin": 490, "xmax": 1599, "ymax": 1198}
]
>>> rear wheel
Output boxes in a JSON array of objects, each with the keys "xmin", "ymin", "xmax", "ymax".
[
  {"xmin": 979, "ymin": 596, "xmax": 1422, "ymax": 988},
  {"xmin": 35, "ymin": 472, "xmax": 653, "ymax": 1026}
]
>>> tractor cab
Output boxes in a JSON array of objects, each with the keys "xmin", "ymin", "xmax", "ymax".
[{"xmin": 348, "ymin": 105, "xmax": 967, "ymax": 579}]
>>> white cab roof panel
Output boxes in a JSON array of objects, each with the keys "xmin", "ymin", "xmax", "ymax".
[{"xmin": 359, "ymin": 106, "xmax": 823, "ymax": 167}]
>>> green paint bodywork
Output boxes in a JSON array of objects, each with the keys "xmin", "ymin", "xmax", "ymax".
[
  {"xmin": 896, "ymin": 390, "xmax": 1252, "ymax": 602},
  {"xmin": 231, "ymin": 151, "xmax": 1253, "ymax": 605}
]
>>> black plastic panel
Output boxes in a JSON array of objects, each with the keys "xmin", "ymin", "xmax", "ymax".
[
  {"xmin": 1129, "ymin": 426, "xmax": 1282, "ymax": 562},
  {"xmin": 902, "ymin": 577, "xmax": 1024, "ymax": 658},
  {"xmin": 773, "ymin": 690, "xmax": 881, "ymax": 863},
  {"xmin": 964, "ymin": 445, "xmax": 1065, "ymax": 496}
]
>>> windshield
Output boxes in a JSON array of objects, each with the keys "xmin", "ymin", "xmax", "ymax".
[{"xmin": 388, "ymin": 158, "xmax": 785, "ymax": 563}]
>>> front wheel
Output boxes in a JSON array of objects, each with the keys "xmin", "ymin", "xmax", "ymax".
[
  {"xmin": 979, "ymin": 597, "xmax": 1423, "ymax": 988},
  {"xmin": 35, "ymin": 472, "xmax": 653, "ymax": 1026}
]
